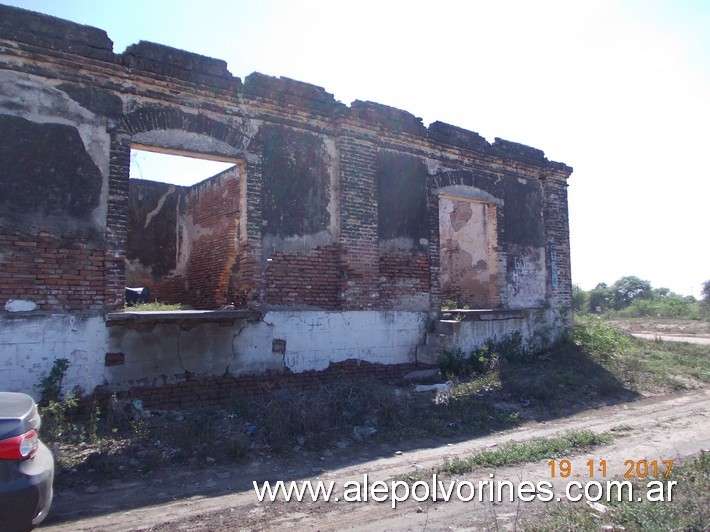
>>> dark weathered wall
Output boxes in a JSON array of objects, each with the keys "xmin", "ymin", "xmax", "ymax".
[
  {"xmin": 258, "ymin": 125, "xmax": 332, "ymax": 238},
  {"xmin": 0, "ymin": 4, "xmax": 575, "ymax": 402},
  {"xmin": 377, "ymin": 151, "xmax": 428, "ymax": 244},
  {"xmin": 0, "ymin": 4, "xmax": 572, "ymax": 317},
  {"xmin": 376, "ymin": 151, "xmax": 430, "ymax": 309}
]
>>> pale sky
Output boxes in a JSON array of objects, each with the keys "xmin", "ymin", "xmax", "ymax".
[{"xmin": 6, "ymin": 0, "xmax": 710, "ymax": 297}]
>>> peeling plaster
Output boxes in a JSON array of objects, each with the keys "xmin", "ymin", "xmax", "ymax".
[{"xmin": 144, "ymin": 185, "xmax": 177, "ymax": 228}]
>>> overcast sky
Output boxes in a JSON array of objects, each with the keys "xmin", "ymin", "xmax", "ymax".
[{"xmin": 6, "ymin": 0, "xmax": 710, "ymax": 296}]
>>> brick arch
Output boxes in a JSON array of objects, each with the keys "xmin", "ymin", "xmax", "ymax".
[
  {"xmin": 118, "ymin": 107, "xmax": 249, "ymax": 151},
  {"xmin": 432, "ymin": 170, "xmax": 496, "ymax": 193}
]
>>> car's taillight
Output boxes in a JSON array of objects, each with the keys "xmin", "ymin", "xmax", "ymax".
[{"xmin": 0, "ymin": 430, "xmax": 39, "ymax": 460}]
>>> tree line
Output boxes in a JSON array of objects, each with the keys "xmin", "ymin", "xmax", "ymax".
[{"xmin": 573, "ymin": 276, "xmax": 710, "ymax": 319}]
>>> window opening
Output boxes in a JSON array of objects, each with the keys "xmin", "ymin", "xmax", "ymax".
[
  {"xmin": 130, "ymin": 148, "xmax": 236, "ymax": 186},
  {"xmin": 126, "ymin": 147, "xmax": 244, "ymax": 310}
]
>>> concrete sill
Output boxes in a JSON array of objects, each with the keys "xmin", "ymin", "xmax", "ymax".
[
  {"xmin": 106, "ymin": 309, "xmax": 263, "ymax": 327},
  {"xmin": 439, "ymin": 308, "xmax": 543, "ymax": 321}
]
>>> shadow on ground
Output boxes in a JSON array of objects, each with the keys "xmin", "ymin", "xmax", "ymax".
[{"xmin": 43, "ymin": 340, "xmax": 640, "ymax": 527}]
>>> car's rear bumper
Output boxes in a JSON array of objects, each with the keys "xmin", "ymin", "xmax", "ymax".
[{"xmin": 0, "ymin": 441, "xmax": 54, "ymax": 531}]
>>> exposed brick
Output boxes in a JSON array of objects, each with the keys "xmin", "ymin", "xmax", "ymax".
[{"xmin": 88, "ymin": 360, "xmax": 426, "ymax": 410}]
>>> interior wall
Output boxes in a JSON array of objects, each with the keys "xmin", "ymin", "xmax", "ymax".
[
  {"xmin": 126, "ymin": 164, "xmax": 244, "ymax": 309},
  {"xmin": 439, "ymin": 197, "xmax": 496, "ymax": 308}
]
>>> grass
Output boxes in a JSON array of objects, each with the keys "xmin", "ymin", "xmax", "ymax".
[
  {"xmin": 396, "ymin": 430, "xmax": 614, "ymax": 483},
  {"xmin": 123, "ymin": 301, "xmax": 185, "ymax": 311},
  {"xmin": 440, "ymin": 430, "xmax": 614, "ymax": 475},
  {"xmin": 623, "ymin": 337, "xmax": 709, "ymax": 389},
  {"xmin": 524, "ymin": 452, "xmax": 710, "ymax": 531}
]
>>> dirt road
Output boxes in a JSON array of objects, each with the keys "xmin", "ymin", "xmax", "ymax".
[{"xmin": 42, "ymin": 387, "xmax": 709, "ymax": 531}]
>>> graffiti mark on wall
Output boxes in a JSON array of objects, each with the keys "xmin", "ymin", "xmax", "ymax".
[{"xmin": 508, "ymin": 250, "xmax": 545, "ymax": 302}]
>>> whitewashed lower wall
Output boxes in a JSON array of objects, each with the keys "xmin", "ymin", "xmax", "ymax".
[
  {"xmin": 0, "ymin": 308, "xmax": 562, "ymax": 398},
  {"xmin": 0, "ymin": 314, "xmax": 106, "ymax": 400},
  {"xmin": 450, "ymin": 309, "xmax": 561, "ymax": 353},
  {"xmin": 271, "ymin": 311, "xmax": 426, "ymax": 372}
]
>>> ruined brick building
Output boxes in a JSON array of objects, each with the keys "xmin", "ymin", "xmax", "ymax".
[{"xmin": 0, "ymin": 6, "xmax": 573, "ymax": 405}]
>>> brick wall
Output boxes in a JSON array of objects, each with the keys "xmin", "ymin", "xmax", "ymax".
[
  {"xmin": 105, "ymin": 134, "xmax": 131, "ymax": 311},
  {"xmin": 183, "ymin": 168, "xmax": 242, "ymax": 309},
  {"xmin": 0, "ymin": 232, "xmax": 104, "ymax": 312},
  {"xmin": 378, "ymin": 251, "xmax": 431, "ymax": 309},
  {"xmin": 91, "ymin": 360, "xmax": 424, "ymax": 410},
  {"xmin": 264, "ymin": 246, "xmax": 341, "ymax": 308},
  {"xmin": 337, "ymin": 135, "xmax": 380, "ymax": 309},
  {"xmin": 542, "ymin": 175, "xmax": 573, "ymax": 312}
]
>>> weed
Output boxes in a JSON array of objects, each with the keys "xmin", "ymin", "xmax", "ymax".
[
  {"xmin": 41, "ymin": 393, "xmax": 79, "ymax": 443},
  {"xmin": 573, "ymin": 315, "xmax": 630, "ymax": 360},
  {"xmin": 130, "ymin": 418, "xmax": 150, "ymax": 442},
  {"xmin": 439, "ymin": 430, "xmax": 614, "ymax": 475},
  {"xmin": 225, "ymin": 435, "xmax": 250, "ymax": 460},
  {"xmin": 441, "ymin": 300, "xmax": 457, "ymax": 310},
  {"xmin": 394, "ymin": 470, "xmax": 425, "ymax": 483},
  {"xmin": 124, "ymin": 301, "xmax": 185, "ymax": 311},
  {"xmin": 439, "ymin": 333, "xmax": 528, "ymax": 379},
  {"xmin": 38, "ymin": 358, "xmax": 70, "ymax": 403}
]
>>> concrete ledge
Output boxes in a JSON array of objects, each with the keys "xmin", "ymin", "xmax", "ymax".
[
  {"xmin": 440, "ymin": 308, "xmax": 541, "ymax": 321},
  {"xmin": 106, "ymin": 309, "xmax": 263, "ymax": 327}
]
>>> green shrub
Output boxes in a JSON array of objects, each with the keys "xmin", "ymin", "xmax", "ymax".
[
  {"xmin": 573, "ymin": 315, "xmax": 629, "ymax": 359},
  {"xmin": 38, "ymin": 358, "xmax": 70, "ymax": 403}
]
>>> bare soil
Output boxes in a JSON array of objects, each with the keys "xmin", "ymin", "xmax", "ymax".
[
  {"xmin": 41, "ymin": 386, "xmax": 710, "ymax": 531},
  {"xmin": 610, "ymin": 318, "xmax": 710, "ymax": 338},
  {"xmin": 609, "ymin": 318, "xmax": 710, "ymax": 345}
]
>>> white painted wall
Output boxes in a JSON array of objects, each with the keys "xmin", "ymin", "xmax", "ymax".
[
  {"xmin": 103, "ymin": 310, "xmax": 427, "ymax": 390},
  {"xmin": 451, "ymin": 309, "xmax": 558, "ymax": 354},
  {"xmin": 270, "ymin": 311, "xmax": 425, "ymax": 372},
  {"xmin": 1, "ymin": 309, "xmax": 558, "ymax": 397},
  {"xmin": 0, "ymin": 315, "xmax": 106, "ymax": 401}
]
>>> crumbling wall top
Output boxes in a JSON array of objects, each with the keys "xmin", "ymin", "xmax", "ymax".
[
  {"xmin": 427, "ymin": 121, "xmax": 490, "ymax": 152},
  {"xmin": 0, "ymin": 4, "xmax": 114, "ymax": 61},
  {"xmin": 349, "ymin": 100, "xmax": 427, "ymax": 136},
  {"xmin": 121, "ymin": 41, "xmax": 238, "ymax": 91},
  {"xmin": 243, "ymin": 72, "xmax": 345, "ymax": 116},
  {"xmin": 0, "ymin": 4, "xmax": 572, "ymax": 175}
]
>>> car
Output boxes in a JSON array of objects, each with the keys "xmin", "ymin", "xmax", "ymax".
[{"xmin": 0, "ymin": 392, "xmax": 54, "ymax": 531}]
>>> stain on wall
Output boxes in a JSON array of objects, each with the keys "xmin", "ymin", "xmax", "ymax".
[
  {"xmin": 257, "ymin": 125, "xmax": 332, "ymax": 238},
  {"xmin": 0, "ymin": 115, "xmax": 103, "ymax": 240},
  {"xmin": 503, "ymin": 179, "xmax": 545, "ymax": 248},
  {"xmin": 506, "ymin": 245, "xmax": 546, "ymax": 306},
  {"xmin": 439, "ymin": 197, "xmax": 494, "ymax": 308},
  {"xmin": 377, "ymin": 151, "xmax": 427, "ymax": 245},
  {"xmin": 433, "ymin": 170, "xmax": 544, "ymax": 248}
]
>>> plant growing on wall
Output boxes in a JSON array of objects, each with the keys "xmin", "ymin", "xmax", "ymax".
[{"xmin": 38, "ymin": 358, "xmax": 70, "ymax": 403}]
